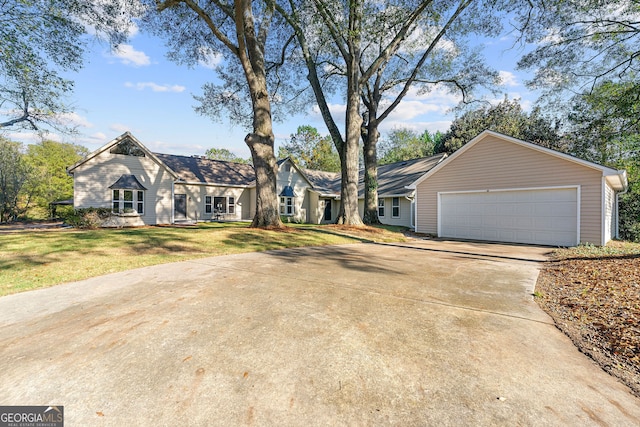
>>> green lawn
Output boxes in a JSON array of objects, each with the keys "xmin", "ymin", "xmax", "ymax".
[{"xmin": 0, "ymin": 222, "xmax": 406, "ymax": 296}]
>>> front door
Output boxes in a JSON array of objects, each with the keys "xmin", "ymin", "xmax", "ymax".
[
  {"xmin": 174, "ymin": 194, "xmax": 187, "ymax": 220},
  {"xmin": 323, "ymin": 199, "xmax": 332, "ymax": 221}
]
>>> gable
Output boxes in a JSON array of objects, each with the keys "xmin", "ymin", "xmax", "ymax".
[{"xmin": 410, "ymin": 130, "xmax": 627, "ymax": 191}]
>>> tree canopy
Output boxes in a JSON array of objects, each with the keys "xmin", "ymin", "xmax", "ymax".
[
  {"xmin": 278, "ymin": 126, "xmax": 340, "ymax": 172},
  {"xmin": 0, "ymin": 0, "xmax": 137, "ymax": 132},
  {"xmin": 441, "ymin": 97, "xmax": 564, "ymax": 153},
  {"xmin": 205, "ymin": 147, "xmax": 251, "ymax": 164},
  {"xmin": 379, "ymin": 128, "xmax": 445, "ymax": 164}
]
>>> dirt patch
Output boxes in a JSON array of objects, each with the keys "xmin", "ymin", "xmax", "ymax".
[
  {"xmin": 0, "ymin": 221, "xmax": 68, "ymax": 233},
  {"xmin": 536, "ymin": 242, "xmax": 640, "ymax": 397}
]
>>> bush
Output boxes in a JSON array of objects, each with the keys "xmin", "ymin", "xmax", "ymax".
[
  {"xmin": 619, "ymin": 191, "xmax": 640, "ymax": 242},
  {"xmin": 64, "ymin": 208, "xmax": 113, "ymax": 229}
]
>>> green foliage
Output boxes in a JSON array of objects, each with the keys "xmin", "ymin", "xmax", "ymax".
[
  {"xmin": 379, "ymin": 128, "xmax": 445, "ymax": 164},
  {"xmin": 0, "ymin": 0, "xmax": 138, "ymax": 131},
  {"xmin": 0, "ymin": 138, "xmax": 32, "ymax": 222},
  {"xmin": 205, "ymin": 147, "xmax": 251, "ymax": 164},
  {"xmin": 441, "ymin": 97, "xmax": 564, "ymax": 153},
  {"xmin": 64, "ymin": 208, "xmax": 113, "ymax": 229},
  {"xmin": 24, "ymin": 140, "xmax": 88, "ymax": 214},
  {"xmin": 565, "ymin": 80, "xmax": 640, "ymax": 242},
  {"xmin": 278, "ymin": 125, "xmax": 340, "ymax": 172}
]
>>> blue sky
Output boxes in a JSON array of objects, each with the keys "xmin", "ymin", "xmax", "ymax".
[{"xmin": 5, "ymin": 24, "xmax": 538, "ymax": 159}]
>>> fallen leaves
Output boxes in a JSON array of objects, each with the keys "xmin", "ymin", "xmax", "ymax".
[{"xmin": 536, "ymin": 243, "xmax": 640, "ymax": 397}]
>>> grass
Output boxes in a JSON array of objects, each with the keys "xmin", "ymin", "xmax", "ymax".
[{"xmin": 0, "ymin": 222, "xmax": 407, "ymax": 296}]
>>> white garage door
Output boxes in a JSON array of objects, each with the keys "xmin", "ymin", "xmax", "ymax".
[{"xmin": 439, "ymin": 187, "xmax": 578, "ymax": 246}]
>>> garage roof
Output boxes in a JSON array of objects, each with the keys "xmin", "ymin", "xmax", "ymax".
[{"xmin": 408, "ymin": 130, "xmax": 628, "ymax": 191}]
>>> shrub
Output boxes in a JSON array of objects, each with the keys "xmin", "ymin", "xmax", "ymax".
[{"xmin": 64, "ymin": 208, "xmax": 113, "ymax": 229}]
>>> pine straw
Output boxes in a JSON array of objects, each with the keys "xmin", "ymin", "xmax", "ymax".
[{"xmin": 535, "ymin": 241, "xmax": 640, "ymax": 396}]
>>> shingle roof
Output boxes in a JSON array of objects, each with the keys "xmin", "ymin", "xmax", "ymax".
[
  {"xmin": 302, "ymin": 168, "xmax": 341, "ymax": 196},
  {"xmin": 155, "ymin": 153, "xmax": 256, "ymax": 186},
  {"xmin": 360, "ymin": 154, "xmax": 447, "ymax": 198},
  {"xmin": 109, "ymin": 174, "xmax": 148, "ymax": 190}
]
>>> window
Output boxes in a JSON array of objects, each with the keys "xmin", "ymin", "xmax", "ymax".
[
  {"xmin": 214, "ymin": 196, "xmax": 226, "ymax": 213},
  {"xmin": 378, "ymin": 198, "xmax": 385, "ymax": 217},
  {"xmin": 392, "ymin": 197, "xmax": 400, "ymax": 218},
  {"xmin": 280, "ymin": 197, "xmax": 294, "ymax": 215},
  {"xmin": 228, "ymin": 197, "xmax": 235, "ymax": 214},
  {"xmin": 112, "ymin": 189, "xmax": 144, "ymax": 214},
  {"xmin": 205, "ymin": 196, "xmax": 212, "ymax": 214}
]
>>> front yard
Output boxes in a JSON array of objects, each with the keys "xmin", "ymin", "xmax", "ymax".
[
  {"xmin": 0, "ymin": 222, "xmax": 406, "ymax": 296},
  {"xmin": 536, "ymin": 241, "xmax": 640, "ymax": 397}
]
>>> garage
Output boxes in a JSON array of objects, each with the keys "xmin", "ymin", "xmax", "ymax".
[
  {"xmin": 439, "ymin": 187, "xmax": 579, "ymax": 246},
  {"xmin": 411, "ymin": 130, "xmax": 628, "ymax": 246}
]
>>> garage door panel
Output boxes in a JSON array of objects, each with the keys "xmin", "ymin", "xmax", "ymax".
[{"xmin": 440, "ymin": 188, "xmax": 578, "ymax": 246}]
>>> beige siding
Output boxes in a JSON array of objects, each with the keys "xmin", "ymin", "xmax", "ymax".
[
  {"xmin": 277, "ymin": 163, "xmax": 312, "ymax": 223},
  {"xmin": 173, "ymin": 183, "xmax": 252, "ymax": 222},
  {"xmin": 371, "ymin": 197, "xmax": 413, "ymax": 228},
  {"xmin": 415, "ymin": 135, "xmax": 605, "ymax": 245},
  {"xmin": 73, "ymin": 152, "xmax": 174, "ymax": 225}
]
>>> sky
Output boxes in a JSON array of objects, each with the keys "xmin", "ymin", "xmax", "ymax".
[{"xmin": 4, "ymin": 18, "xmax": 539, "ymax": 159}]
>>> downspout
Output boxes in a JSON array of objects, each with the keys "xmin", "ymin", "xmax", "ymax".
[
  {"xmin": 171, "ymin": 181, "xmax": 175, "ymax": 224},
  {"xmin": 405, "ymin": 195, "xmax": 415, "ymax": 230}
]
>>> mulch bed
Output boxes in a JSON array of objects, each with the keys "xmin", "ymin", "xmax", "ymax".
[{"xmin": 536, "ymin": 247, "xmax": 640, "ymax": 397}]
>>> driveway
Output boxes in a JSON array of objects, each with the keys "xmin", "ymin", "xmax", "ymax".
[{"xmin": 0, "ymin": 240, "xmax": 639, "ymax": 426}]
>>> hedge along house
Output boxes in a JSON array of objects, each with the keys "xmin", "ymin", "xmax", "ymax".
[
  {"xmin": 68, "ymin": 132, "xmax": 255, "ymax": 226},
  {"xmin": 409, "ymin": 130, "xmax": 628, "ymax": 246}
]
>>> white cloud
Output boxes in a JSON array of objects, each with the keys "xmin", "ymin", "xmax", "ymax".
[
  {"xmin": 56, "ymin": 112, "xmax": 93, "ymax": 128},
  {"xmin": 499, "ymin": 71, "xmax": 518, "ymax": 87},
  {"xmin": 198, "ymin": 49, "xmax": 224, "ymax": 69},
  {"xmin": 124, "ymin": 82, "xmax": 186, "ymax": 93},
  {"xmin": 112, "ymin": 44, "xmax": 151, "ymax": 67},
  {"xmin": 109, "ymin": 123, "xmax": 131, "ymax": 133}
]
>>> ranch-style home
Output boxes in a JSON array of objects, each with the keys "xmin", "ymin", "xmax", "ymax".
[
  {"xmin": 68, "ymin": 132, "xmax": 445, "ymax": 229},
  {"xmin": 69, "ymin": 130, "xmax": 627, "ymax": 246}
]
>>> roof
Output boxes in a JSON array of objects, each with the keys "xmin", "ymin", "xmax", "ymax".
[
  {"xmin": 155, "ymin": 153, "xmax": 255, "ymax": 187},
  {"xmin": 303, "ymin": 168, "xmax": 341, "ymax": 196},
  {"xmin": 109, "ymin": 174, "xmax": 147, "ymax": 190},
  {"xmin": 279, "ymin": 185, "xmax": 297, "ymax": 197},
  {"xmin": 409, "ymin": 130, "xmax": 628, "ymax": 191},
  {"xmin": 363, "ymin": 154, "xmax": 447, "ymax": 198}
]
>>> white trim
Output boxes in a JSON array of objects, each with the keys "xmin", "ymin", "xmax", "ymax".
[
  {"xmin": 601, "ymin": 177, "xmax": 606, "ymax": 246},
  {"xmin": 67, "ymin": 132, "xmax": 180, "ymax": 180},
  {"xmin": 408, "ymin": 130, "xmax": 627, "ymax": 190},
  {"xmin": 176, "ymin": 180, "xmax": 252, "ymax": 189},
  {"xmin": 437, "ymin": 185, "xmax": 581, "ymax": 246}
]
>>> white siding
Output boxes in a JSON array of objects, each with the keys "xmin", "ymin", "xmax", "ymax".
[{"xmin": 277, "ymin": 162, "xmax": 313, "ymax": 223}]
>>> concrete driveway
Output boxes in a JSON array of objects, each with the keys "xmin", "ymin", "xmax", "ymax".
[{"xmin": 1, "ymin": 240, "xmax": 639, "ymax": 426}]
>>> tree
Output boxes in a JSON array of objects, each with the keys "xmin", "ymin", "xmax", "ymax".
[
  {"xmin": 278, "ymin": 125, "xmax": 340, "ymax": 172},
  {"xmin": 277, "ymin": 0, "xmax": 442, "ymax": 224},
  {"xmin": 148, "ymin": 0, "xmax": 290, "ymax": 228},
  {"xmin": 24, "ymin": 140, "xmax": 88, "ymax": 216},
  {"xmin": 565, "ymin": 80, "xmax": 640, "ymax": 241},
  {"xmin": 0, "ymin": 138, "xmax": 32, "ymax": 222},
  {"xmin": 0, "ymin": 0, "xmax": 137, "ymax": 132},
  {"xmin": 379, "ymin": 128, "xmax": 445, "ymax": 164},
  {"xmin": 441, "ymin": 97, "xmax": 564, "ymax": 153},
  {"xmin": 358, "ymin": 0, "xmax": 502, "ymax": 223},
  {"xmin": 205, "ymin": 147, "xmax": 251, "ymax": 164},
  {"xmin": 515, "ymin": 0, "xmax": 640, "ymax": 96}
]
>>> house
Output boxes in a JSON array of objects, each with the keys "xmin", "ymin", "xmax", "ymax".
[
  {"xmin": 408, "ymin": 130, "xmax": 628, "ymax": 246},
  {"xmin": 68, "ymin": 132, "xmax": 256, "ymax": 227},
  {"xmin": 68, "ymin": 132, "xmax": 445, "ymax": 228}
]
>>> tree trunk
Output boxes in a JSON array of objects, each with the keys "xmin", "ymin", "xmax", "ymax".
[
  {"xmin": 362, "ymin": 114, "xmax": 381, "ymax": 225},
  {"xmin": 337, "ymin": 72, "xmax": 364, "ymax": 225}
]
